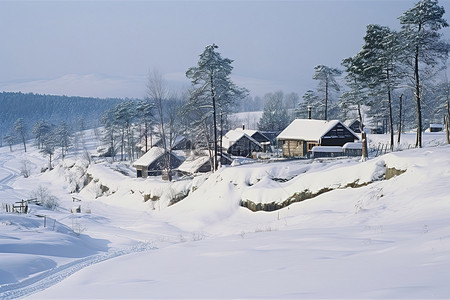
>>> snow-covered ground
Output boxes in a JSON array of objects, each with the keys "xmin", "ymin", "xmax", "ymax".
[{"xmin": 1, "ymin": 130, "xmax": 450, "ymax": 299}]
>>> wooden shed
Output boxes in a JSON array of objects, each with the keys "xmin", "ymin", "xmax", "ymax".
[
  {"xmin": 133, "ymin": 147, "xmax": 183, "ymax": 178},
  {"xmin": 277, "ymin": 119, "xmax": 359, "ymax": 158}
]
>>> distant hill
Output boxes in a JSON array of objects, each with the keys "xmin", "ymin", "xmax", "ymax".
[{"xmin": 0, "ymin": 92, "xmax": 125, "ymax": 140}]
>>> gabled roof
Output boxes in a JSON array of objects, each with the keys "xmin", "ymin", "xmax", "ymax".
[
  {"xmin": 277, "ymin": 119, "xmax": 356, "ymax": 141},
  {"xmin": 233, "ymin": 128, "xmax": 270, "ymax": 141},
  {"xmin": 133, "ymin": 147, "xmax": 166, "ymax": 167},
  {"xmin": 222, "ymin": 130, "xmax": 261, "ymax": 149},
  {"xmin": 178, "ymin": 155, "xmax": 210, "ymax": 174}
]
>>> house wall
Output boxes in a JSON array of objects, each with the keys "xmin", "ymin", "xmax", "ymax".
[
  {"xmin": 228, "ymin": 136, "xmax": 262, "ymax": 157},
  {"xmin": 343, "ymin": 148, "xmax": 362, "ymax": 157},
  {"xmin": 321, "ymin": 123, "xmax": 358, "ymax": 146},
  {"xmin": 135, "ymin": 166, "xmax": 148, "ymax": 178},
  {"xmin": 281, "ymin": 140, "xmax": 307, "ymax": 157},
  {"xmin": 312, "ymin": 151, "xmax": 344, "ymax": 158}
]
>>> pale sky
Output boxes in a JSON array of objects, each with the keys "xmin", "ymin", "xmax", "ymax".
[{"xmin": 1, "ymin": 0, "xmax": 449, "ymax": 99}]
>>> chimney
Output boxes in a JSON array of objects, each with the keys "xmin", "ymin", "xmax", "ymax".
[
  {"xmin": 242, "ymin": 124, "xmax": 245, "ymax": 130},
  {"xmin": 307, "ymin": 106, "xmax": 312, "ymax": 119}
]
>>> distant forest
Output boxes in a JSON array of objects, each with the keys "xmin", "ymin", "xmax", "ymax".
[{"xmin": 0, "ymin": 92, "xmax": 123, "ymax": 140}]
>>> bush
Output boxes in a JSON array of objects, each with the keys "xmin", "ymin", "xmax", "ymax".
[
  {"xmin": 20, "ymin": 159, "xmax": 32, "ymax": 178},
  {"xmin": 30, "ymin": 186, "xmax": 60, "ymax": 210}
]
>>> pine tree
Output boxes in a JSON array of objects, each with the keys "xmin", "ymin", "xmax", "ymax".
[
  {"xmin": 55, "ymin": 121, "xmax": 72, "ymax": 159},
  {"xmin": 297, "ymin": 90, "xmax": 320, "ymax": 119},
  {"xmin": 3, "ymin": 133, "xmax": 15, "ymax": 152},
  {"xmin": 14, "ymin": 118, "xmax": 27, "ymax": 152},
  {"xmin": 356, "ymin": 24, "xmax": 404, "ymax": 150},
  {"xmin": 312, "ymin": 65, "xmax": 342, "ymax": 120},
  {"xmin": 341, "ymin": 55, "xmax": 371, "ymax": 160},
  {"xmin": 399, "ymin": 0, "xmax": 450, "ymax": 147},
  {"xmin": 257, "ymin": 91, "xmax": 289, "ymax": 132},
  {"xmin": 185, "ymin": 44, "xmax": 247, "ymax": 171},
  {"xmin": 32, "ymin": 119, "xmax": 52, "ymax": 149}
]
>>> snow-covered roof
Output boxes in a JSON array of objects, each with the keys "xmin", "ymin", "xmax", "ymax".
[
  {"xmin": 277, "ymin": 119, "xmax": 341, "ymax": 141},
  {"xmin": 343, "ymin": 142, "xmax": 362, "ymax": 150},
  {"xmin": 311, "ymin": 146, "xmax": 343, "ymax": 153},
  {"xmin": 344, "ymin": 119, "xmax": 357, "ymax": 126},
  {"xmin": 222, "ymin": 130, "xmax": 261, "ymax": 149},
  {"xmin": 133, "ymin": 147, "xmax": 165, "ymax": 167},
  {"xmin": 430, "ymin": 124, "xmax": 444, "ymax": 128},
  {"xmin": 178, "ymin": 155, "xmax": 210, "ymax": 174}
]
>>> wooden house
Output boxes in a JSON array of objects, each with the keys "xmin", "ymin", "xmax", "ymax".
[
  {"xmin": 233, "ymin": 128, "xmax": 271, "ymax": 144},
  {"xmin": 344, "ymin": 119, "xmax": 363, "ymax": 133},
  {"xmin": 277, "ymin": 119, "xmax": 359, "ymax": 158},
  {"xmin": 222, "ymin": 130, "xmax": 263, "ymax": 157},
  {"xmin": 133, "ymin": 147, "xmax": 183, "ymax": 178}
]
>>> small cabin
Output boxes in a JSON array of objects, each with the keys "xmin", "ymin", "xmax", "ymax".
[
  {"xmin": 427, "ymin": 124, "xmax": 444, "ymax": 132},
  {"xmin": 133, "ymin": 147, "xmax": 183, "ymax": 178},
  {"xmin": 277, "ymin": 119, "xmax": 359, "ymax": 158},
  {"xmin": 222, "ymin": 130, "xmax": 263, "ymax": 157}
]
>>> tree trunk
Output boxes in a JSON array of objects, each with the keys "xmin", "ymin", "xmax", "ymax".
[
  {"xmin": 219, "ymin": 110, "xmax": 223, "ymax": 166},
  {"xmin": 386, "ymin": 69, "xmax": 394, "ymax": 151},
  {"xmin": 398, "ymin": 94, "xmax": 403, "ymax": 144},
  {"xmin": 324, "ymin": 80, "xmax": 328, "ymax": 120},
  {"xmin": 211, "ymin": 74, "xmax": 218, "ymax": 171},
  {"xmin": 446, "ymin": 100, "xmax": 450, "ymax": 144},
  {"xmin": 358, "ymin": 104, "xmax": 368, "ymax": 160},
  {"xmin": 144, "ymin": 123, "xmax": 148, "ymax": 153},
  {"xmin": 22, "ymin": 136, "xmax": 27, "ymax": 152},
  {"xmin": 414, "ymin": 45, "xmax": 422, "ymax": 148}
]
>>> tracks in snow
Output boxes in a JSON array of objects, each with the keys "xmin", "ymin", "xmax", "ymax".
[{"xmin": 0, "ymin": 242, "xmax": 156, "ymax": 299}]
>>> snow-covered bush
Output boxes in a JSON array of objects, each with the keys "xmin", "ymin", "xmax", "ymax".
[
  {"xmin": 20, "ymin": 159, "xmax": 32, "ymax": 178},
  {"xmin": 30, "ymin": 186, "xmax": 60, "ymax": 210}
]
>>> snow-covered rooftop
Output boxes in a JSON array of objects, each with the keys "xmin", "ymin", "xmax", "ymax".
[
  {"xmin": 277, "ymin": 119, "xmax": 342, "ymax": 141},
  {"xmin": 133, "ymin": 147, "xmax": 165, "ymax": 167},
  {"xmin": 343, "ymin": 142, "xmax": 362, "ymax": 150},
  {"xmin": 311, "ymin": 146, "xmax": 343, "ymax": 153},
  {"xmin": 222, "ymin": 130, "xmax": 261, "ymax": 149},
  {"xmin": 178, "ymin": 155, "xmax": 210, "ymax": 174}
]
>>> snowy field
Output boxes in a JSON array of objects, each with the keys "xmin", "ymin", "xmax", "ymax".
[{"xmin": 0, "ymin": 130, "xmax": 450, "ymax": 299}]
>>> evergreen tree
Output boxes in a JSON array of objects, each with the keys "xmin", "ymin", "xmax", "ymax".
[
  {"xmin": 3, "ymin": 133, "xmax": 16, "ymax": 152},
  {"xmin": 113, "ymin": 101, "xmax": 136, "ymax": 161},
  {"xmin": 341, "ymin": 55, "xmax": 371, "ymax": 159},
  {"xmin": 399, "ymin": 0, "xmax": 450, "ymax": 147},
  {"xmin": 136, "ymin": 99, "xmax": 154, "ymax": 153},
  {"xmin": 297, "ymin": 90, "xmax": 320, "ymax": 119},
  {"xmin": 359, "ymin": 24, "xmax": 404, "ymax": 150},
  {"xmin": 40, "ymin": 130, "xmax": 56, "ymax": 170},
  {"xmin": 55, "ymin": 121, "xmax": 72, "ymax": 159},
  {"xmin": 32, "ymin": 119, "xmax": 52, "ymax": 149},
  {"xmin": 14, "ymin": 118, "xmax": 27, "ymax": 152},
  {"xmin": 257, "ymin": 91, "xmax": 289, "ymax": 132},
  {"xmin": 101, "ymin": 108, "xmax": 119, "ymax": 161},
  {"xmin": 312, "ymin": 65, "xmax": 342, "ymax": 120},
  {"xmin": 185, "ymin": 44, "xmax": 247, "ymax": 171}
]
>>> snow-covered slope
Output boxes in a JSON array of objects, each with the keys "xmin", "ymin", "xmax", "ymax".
[{"xmin": 1, "ymin": 131, "xmax": 450, "ymax": 299}]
